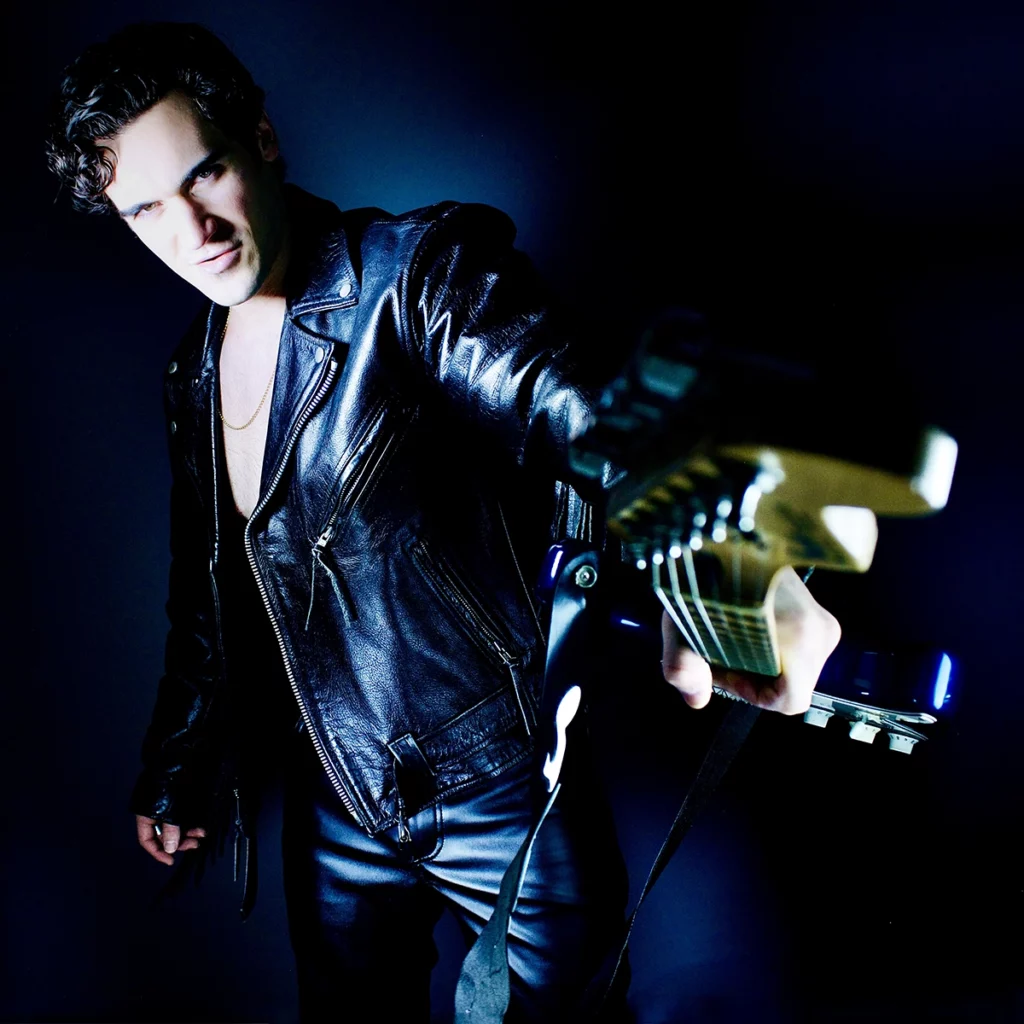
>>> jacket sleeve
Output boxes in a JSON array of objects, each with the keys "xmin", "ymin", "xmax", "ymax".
[
  {"xmin": 402, "ymin": 202, "xmax": 622, "ymax": 513},
  {"xmin": 127, "ymin": 391, "xmax": 227, "ymax": 827}
]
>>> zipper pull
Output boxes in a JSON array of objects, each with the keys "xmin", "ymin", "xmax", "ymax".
[
  {"xmin": 305, "ymin": 526, "xmax": 335, "ymax": 630},
  {"xmin": 395, "ymin": 789, "xmax": 412, "ymax": 844},
  {"xmin": 315, "ymin": 524, "xmax": 335, "ymax": 552}
]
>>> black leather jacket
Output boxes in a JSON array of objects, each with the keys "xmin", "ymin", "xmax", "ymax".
[{"xmin": 128, "ymin": 185, "xmax": 611, "ymax": 874}]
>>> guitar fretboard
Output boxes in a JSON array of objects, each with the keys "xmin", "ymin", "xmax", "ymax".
[
  {"xmin": 653, "ymin": 555, "xmax": 781, "ymax": 677},
  {"xmin": 682, "ymin": 599, "xmax": 780, "ymax": 677}
]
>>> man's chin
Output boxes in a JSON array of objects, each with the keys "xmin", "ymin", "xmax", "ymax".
[{"xmin": 190, "ymin": 269, "xmax": 259, "ymax": 308}]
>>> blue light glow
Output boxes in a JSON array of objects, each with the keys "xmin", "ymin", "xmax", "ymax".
[
  {"xmin": 617, "ymin": 618, "xmax": 641, "ymax": 629},
  {"xmin": 932, "ymin": 653, "xmax": 952, "ymax": 710}
]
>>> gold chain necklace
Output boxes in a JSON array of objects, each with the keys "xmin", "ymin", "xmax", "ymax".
[{"xmin": 217, "ymin": 314, "xmax": 277, "ymax": 431}]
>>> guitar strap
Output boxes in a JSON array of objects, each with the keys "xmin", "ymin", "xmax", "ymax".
[
  {"xmin": 580, "ymin": 699, "xmax": 761, "ymax": 1018},
  {"xmin": 454, "ymin": 543, "xmax": 762, "ymax": 1022},
  {"xmin": 454, "ymin": 542, "xmax": 600, "ymax": 1023}
]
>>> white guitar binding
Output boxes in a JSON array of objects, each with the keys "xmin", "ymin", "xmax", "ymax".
[{"xmin": 541, "ymin": 685, "xmax": 582, "ymax": 792}]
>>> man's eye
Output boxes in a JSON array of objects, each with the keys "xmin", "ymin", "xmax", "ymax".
[
  {"xmin": 195, "ymin": 165, "xmax": 221, "ymax": 182},
  {"xmin": 134, "ymin": 203, "xmax": 158, "ymax": 219}
]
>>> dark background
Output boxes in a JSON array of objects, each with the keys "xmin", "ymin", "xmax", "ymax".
[{"xmin": 3, "ymin": 1, "xmax": 1022, "ymax": 1021}]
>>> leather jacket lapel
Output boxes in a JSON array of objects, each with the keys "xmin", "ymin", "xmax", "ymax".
[{"xmin": 257, "ymin": 321, "xmax": 340, "ymax": 509}]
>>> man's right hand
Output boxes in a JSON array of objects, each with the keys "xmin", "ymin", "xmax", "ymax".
[{"xmin": 135, "ymin": 815, "xmax": 207, "ymax": 866}]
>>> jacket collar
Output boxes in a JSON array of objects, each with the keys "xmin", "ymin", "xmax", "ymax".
[{"xmin": 280, "ymin": 184, "xmax": 362, "ymax": 320}]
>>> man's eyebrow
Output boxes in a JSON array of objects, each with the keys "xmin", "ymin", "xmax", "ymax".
[{"xmin": 117, "ymin": 148, "xmax": 229, "ymax": 219}]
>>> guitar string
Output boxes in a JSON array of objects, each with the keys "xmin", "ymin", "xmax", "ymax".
[
  {"xmin": 719, "ymin": 541, "xmax": 741, "ymax": 670},
  {"xmin": 660, "ymin": 490, "xmax": 798, "ymax": 679},
  {"xmin": 659, "ymin": 557, "xmax": 708, "ymax": 659},
  {"xmin": 720, "ymin": 546, "xmax": 743, "ymax": 669},
  {"xmin": 709, "ymin": 535, "xmax": 773, "ymax": 677},
  {"xmin": 652, "ymin": 560, "xmax": 701, "ymax": 657},
  {"xmin": 663, "ymin": 552, "xmax": 712, "ymax": 663},
  {"xmin": 680, "ymin": 546, "xmax": 728, "ymax": 665},
  {"xmin": 676, "ymin": 499, "xmax": 818, "ymax": 679}
]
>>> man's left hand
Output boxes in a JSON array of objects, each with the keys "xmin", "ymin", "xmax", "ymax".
[{"xmin": 660, "ymin": 565, "xmax": 841, "ymax": 714}]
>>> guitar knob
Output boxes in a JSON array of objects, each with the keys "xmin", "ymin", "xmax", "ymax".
[
  {"xmin": 887, "ymin": 733, "xmax": 919, "ymax": 754},
  {"xmin": 803, "ymin": 707, "xmax": 834, "ymax": 728},
  {"xmin": 848, "ymin": 721, "xmax": 881, "ymax": 744}
]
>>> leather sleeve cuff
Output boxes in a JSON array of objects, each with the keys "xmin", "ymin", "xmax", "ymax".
[{"xmin": 128, "ymin": 769, "xmax": 202, "ymax": 827}]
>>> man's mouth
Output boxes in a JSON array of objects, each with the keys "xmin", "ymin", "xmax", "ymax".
[{"xmin": 197, "ymin": 241, "xmax": 242, "ymax": 272}]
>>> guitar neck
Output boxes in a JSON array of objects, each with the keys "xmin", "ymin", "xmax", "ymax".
[{"xmin": 652, "ymin": 557, "xmax": 781, "ymax": 677}]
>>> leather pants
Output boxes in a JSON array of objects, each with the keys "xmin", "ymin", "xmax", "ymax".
[{"xmin": 280, "ymin": 723, "xmax": 630, "ymax": 1022}]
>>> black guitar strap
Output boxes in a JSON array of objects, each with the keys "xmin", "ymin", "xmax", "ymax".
[
  {"xmin": 453, "ymin": 782, "xmax": 563, "ymax": 1021},
  {"xmin": 454, "ymin": 542, "xmax": 762, "ymax": 1022},
  {"xmin": 580, "ymin": 699, "xmax": 761, "ymax": 1018},
  {"xmin": 454, "ymin": 543, "xmax": 600, "ymax": 1023}
]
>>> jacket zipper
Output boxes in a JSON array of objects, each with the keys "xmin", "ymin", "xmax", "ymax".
[
  {"xmin": 411, "ymin": 537, "xmax": 534, "ymax": 736},
  {"xmin": 394, "ymin": 784, "xmax": 412, "ymax": 844},
  {"xmin": 205, "ymin": 347, "xmax": 255, "ymax": 911},
  {"xmin": 241, "ymin": 354, "xmax": 364, "ymax": 825},
  {"xmin": 305, "ymin": 404, "xmax": 409, "ymax": 628}
]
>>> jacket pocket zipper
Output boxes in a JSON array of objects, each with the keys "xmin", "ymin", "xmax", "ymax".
[
  {"xmin": 306, "ymin": 404, "xmax": 410, "ymax": 628},
  {"xmin": 409, "ymin": 536, "xmax": 534, "ymax": 735},
  {"xmin": 306, "ymin": 532, "xmax": 358, "ymax": 627}
]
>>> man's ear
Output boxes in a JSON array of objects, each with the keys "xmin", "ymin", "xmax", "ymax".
[{"xmin": 255, "ymin": 111, "xmax": 279, "ymax": 163}]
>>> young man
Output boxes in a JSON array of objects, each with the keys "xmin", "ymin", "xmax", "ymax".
[{"xmin": 47, "ymin": 22, "xmax": 839, "ymax": 1021}]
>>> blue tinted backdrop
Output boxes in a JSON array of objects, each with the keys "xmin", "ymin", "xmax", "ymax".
[{"xmin": 4, "ymin": 2, "xmax": 1021, "ymax": 1021}]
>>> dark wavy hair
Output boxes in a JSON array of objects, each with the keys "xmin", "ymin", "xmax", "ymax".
[{"xmin": 46, "ymin": 22, "xmax": 283, "ymax": 215}]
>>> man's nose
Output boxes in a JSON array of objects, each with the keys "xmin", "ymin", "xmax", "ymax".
[{"xmin": 177, "ymin": 197, "xmax": 217, "ymax": 255}]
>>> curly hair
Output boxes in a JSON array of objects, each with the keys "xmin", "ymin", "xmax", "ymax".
[{"xmin": 46, "ymin": 22, "xmax": 280, "ymax": 215}]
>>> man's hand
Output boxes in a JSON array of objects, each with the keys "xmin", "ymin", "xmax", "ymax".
[
  {"xmin": 135, "ymin": 815, "xmax": 207, "ymax": 867},
  {"xmin": 661, "ymin": 565, "xmax": 841, "ymax": 714}
]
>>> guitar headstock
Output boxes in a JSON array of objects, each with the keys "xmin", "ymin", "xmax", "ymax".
[
  {"xmin": 608, "ymin": 429, "xmax": 956, "ymax": 583},
  {"xmin": 569, "ymin": 313, "xmax": 958, "ymax": 678}
]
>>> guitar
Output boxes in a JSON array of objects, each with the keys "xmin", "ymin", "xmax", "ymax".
[
  {"xmin": 454, "ymin": 320, "xmax": 959, "ymax": 1023},
  {"xmin": 565, "ymin": 313, "xmax": 958, "ymax": 752}
]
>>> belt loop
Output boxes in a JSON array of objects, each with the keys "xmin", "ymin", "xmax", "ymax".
[{"xmin": 387, "ymin": 732, "xmax": 436, "ymax": 818}]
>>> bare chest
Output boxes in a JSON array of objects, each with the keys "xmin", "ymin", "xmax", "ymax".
[
  {"xmin": 219, "ymin": 315, "xmax": 284, "ymax": 520},
  {"xmin": 221, "ymin": 412, "xmax": 271, "ymax": 520}
]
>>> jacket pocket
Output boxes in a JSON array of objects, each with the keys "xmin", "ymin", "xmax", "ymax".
[
  {"xmin": 306, "ymin": 402, "xmax": 413, "ymax": 627},
  {"xmin": 408, "ymin": 535, "xmax": 538, "ymax": 736},
  {"xmin": 407, "ymin": 534, "xmax": 526, "ymax": 671},
  {"xmin": 320, "ymin": 401, "xmax": 413, "ymax": 541},
  {"xmin": 314, "ymin": 397, "xmax": 389, "ymax": 538}
]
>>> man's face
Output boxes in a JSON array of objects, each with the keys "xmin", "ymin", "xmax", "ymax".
[{"xmin": 101, "ymin": 90, "xmax": 286, "ymax": 307}]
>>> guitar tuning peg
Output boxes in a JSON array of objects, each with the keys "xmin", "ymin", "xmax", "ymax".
[
  {"xmin": 848, "ymin": 721, "xmax": 881, "ymax": 744},
  {"xmin": 803, "ymin": 707, "xmax": 834, "ymax": 728},
  {"xmin": 887, "ymin": 733, "xmax": 919, "ymax": 754}
]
